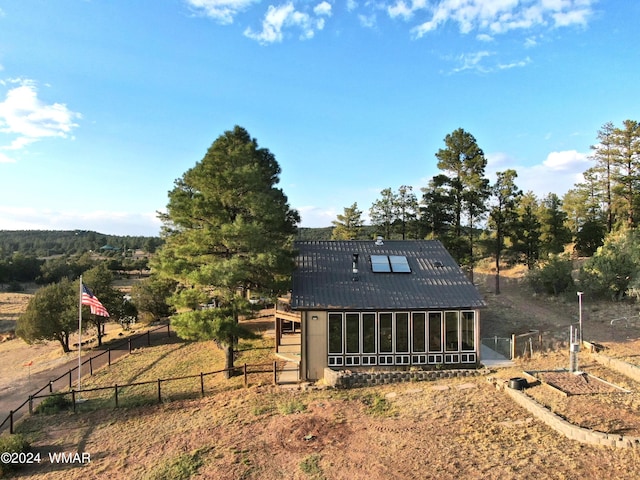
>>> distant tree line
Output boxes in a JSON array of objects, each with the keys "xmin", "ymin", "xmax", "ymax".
[
  {"xmin": 0, "ymin": 230, "xmax": 161, "ymax": 259},
  {"xmin": 331, "ymin": 120, "xmax": 640, "ymax": 298},
  {"xmin": 16, "ymin": 262, "xmax": 176, "ymax": 352},
  {"xmin": 0, "ymin": 231, "xmax": 161, "ymax": 288}
]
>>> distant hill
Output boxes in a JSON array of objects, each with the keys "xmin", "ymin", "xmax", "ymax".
[
  {"xmin": 296, "ymin": 227, "xmax": 333, "ymax": 241},
  {"xmin": 1, "ymin": 226, "xmax": 386, "ymax": 259},
  {"xmin": 296, "ymin": 226, "xmax": 380, "ymax": 241},
  {"xmin": 0, "ymin": 230, "xmax": 161, "ymax": 259}
]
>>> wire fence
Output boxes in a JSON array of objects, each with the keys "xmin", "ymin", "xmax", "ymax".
[
  {"xmin": 0, "ymin": 323, "xmax": 172, "ymax": 434},
  {"xmin": 5, "ymin": 361, "xmax": 282, "ymax": 434},
  {"xmin": 481, "ymin": 336, "xmax": 513, "ymax": 359},
  {"xmin": 481, "ymin": 330, "xmax": 544, "ymax": 360}
]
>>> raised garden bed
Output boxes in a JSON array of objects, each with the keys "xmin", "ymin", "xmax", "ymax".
[{"xmin": 526, "ymin": 369, "xmax": 630, "ymax": 396}]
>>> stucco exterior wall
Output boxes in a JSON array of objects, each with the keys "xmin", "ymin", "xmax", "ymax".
[{"xmin": 303, "ymin": 310, "xmax": 327, "ymax": 381}]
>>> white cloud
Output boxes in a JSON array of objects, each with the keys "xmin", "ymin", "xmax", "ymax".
[
  {"xmin": 0, "ymin": 152, "xmax": 15, "ymax": 163},
  {"xmin": 0, "ymin": 79, "xmax": 81, "ymax": 153},
  {"xmin": 476, "ymin": 33, "xmax": 494, "ymax": 42},
  {"xmin": 388, "ymin": 0, "xmax": 429, "ymax": 20},
  {"xmin": 244, "ymin": 2, "xmax": 329, "ymax": 44},
  {"xmin": 0, "ymin": 206, "xmax": 162, "ymax": 236},
  {"xmin": 297, "ymin": 205, "xmax": 338, "ymax": 228},
  {"xmin": 314, "ymin": 1, "xmax": 332, "ymax": 17},
  {"xmin": 497, "ymin": 56, "xmax": 531, "ymax": 69},
  {"xmin": 486, "ymin": 149, "xmax": 590, "ymax": 199},
  {"xmin": 186, "ymin": 0, "xmax": 594, "ymax": 44},
  {"xmin": 543, "ymin": 149, "xmax": 589, "ymax": 171},
  {"xmin": 358, "ymin": 13, "xmax": 377, "ymax": 28},
  {"xmin": 404, "ymin": 0, "xmax": 594, "ymax": 39},
  {"xmin": 553, "ymin": 7, "xmax": 591, "ymax": 27},
  {"xmin": 448, "ymin": 51, "xmax": 531, "ymax": 73},
  {"xmin": 451, "ymin": 51, "xmax": 493, "ymax": 73},
  {"xmin": 185, "ymin": 0, "xmax": 259, "ymax": 24}
]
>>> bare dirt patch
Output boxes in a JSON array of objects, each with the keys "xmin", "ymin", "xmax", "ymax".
[
  {"xmin": 534, "ymin": 370, "xmax": 629, "ymax": 395},
  {"xmin": 14, "ymin": 380, "xmax": 640, "ymax": 480}
]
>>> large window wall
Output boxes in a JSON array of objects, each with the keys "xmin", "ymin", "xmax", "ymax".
[{"xmin": 327, "ymin": 310, "xmax": 477, "ymax": 367}]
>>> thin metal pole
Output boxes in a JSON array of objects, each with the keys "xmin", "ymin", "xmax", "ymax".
[
  {"xmin": 577, "ymin": 291, "xmax": 584, "ymax": 344},
  {"xmin": 78, "ymin": 276, "xmax": 83, "ymax": 393}
]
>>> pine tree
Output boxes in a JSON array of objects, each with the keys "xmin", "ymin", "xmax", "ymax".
[
  {"xmin": 514, "ymin": 192, "xmax": 541, "ymax": 269},
  {"xmin": 489, "ymin": 170, "xmax": 522, "ymax": 294},
  {"xmin": 331, "ymin": 203, "xmax": 364, "ymax": 240},
  {"xmin": 370, "ymin": 188, "xmax": 397, "ymax": 240},
  {"xmin": 155, "ymin": 126, "xmax": 299, "ymax": 377},
  {"xmin": 434, "ymin": 128, "xmax": 490, "ymax": 268}
]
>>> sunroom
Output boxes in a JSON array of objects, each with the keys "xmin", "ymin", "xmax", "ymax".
[{"xmin": 291, "ymin": 240, "xmax": 486, "ymax": 382}]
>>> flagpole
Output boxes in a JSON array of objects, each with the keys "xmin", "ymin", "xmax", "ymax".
[{"xmin": 78, "ymin": 275, "xmax": 82, "ymax": 394}]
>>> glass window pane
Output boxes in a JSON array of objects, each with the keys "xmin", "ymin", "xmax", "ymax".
[
  {"xmin": 362, "ymin": 313, "xmax": 376, "ymax": 353},
  {"xmin": 428, "ymin": 312, "xmax": 442, "ymax": 352},
  {"xmin": 412, "ymin": 313, "xmax": 426, "ymax": 353},
  {"xmin": 328, "ymin": 313, "xmax": 343, "ymax": 354},
  {"xmin": 371, "ymin": 255, "xmax": 391, "ymax": 272},
  {"xmin": 461, "ymin": 311, "xmax": 475, "ymax": 351},
  {"xmin": 379, "ymin": 313, "xmax": 393, "ymax": 352},
  {"xmin": 389, "ymin": 255, "xmax": 411, "ymax": 273},
  {"xmin": 395, "ymin": 312, "xmax": 409, "ymax": 352},
  {"xmin": 445, "ymin": 311, "xmax": 459, "ymax": 352},
  {"xmin": 345, "ymin": 313, "xmax": 360, "ymax": 353}
]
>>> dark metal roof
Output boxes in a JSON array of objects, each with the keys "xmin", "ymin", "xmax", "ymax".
[{"xmin": 291, "ymin": 240, "xmax": 486, "ymax": 311}]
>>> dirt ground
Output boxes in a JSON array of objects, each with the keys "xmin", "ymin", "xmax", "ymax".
[
  {"xmin": 477, "ymin": 269, "xmax": 640, "ymax": 442},
  {"xmin": 4, "ymin": 271, "xmax": 640, "ymax": 479}
]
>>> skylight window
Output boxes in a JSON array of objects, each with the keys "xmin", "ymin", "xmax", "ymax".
[
  {"xmin": 371, "ymin": 255, "xmax": 391, "ymax": 272},
  {"xmin": 370, "ymin": 255, "xmax": 411, "ymax": 273},
  {"xmin": 389, "ymin": 255, "xmax": 411, "ymax": 273}
]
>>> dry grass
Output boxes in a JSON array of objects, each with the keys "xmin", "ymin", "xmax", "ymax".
[
  {"xmin": 6, "ymin": 271, "xmax": 640, "ymax": 479},
  {"xmin": 14, "ymin": 375, "xmax": 640, "ymax": 480},
  {"xmin": 0, "ymin": 291, "xmax": 31, "ymax": 333}
]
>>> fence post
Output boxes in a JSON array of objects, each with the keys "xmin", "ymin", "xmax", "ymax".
[
  {"xmin": 200, "ymin": 373, "xmax": 205, "ymax": 397},
  {"xmin": 49, "ymin": 381, "xmax": 53, "ymax": 393},
  {"xmin": 29, "ymin": 395, "xmax": 33, "ymax": 415},
  {"xmin": 273, "ymin": 361, "xmax": 277, "ymax": 385},
  {"xmin": 9, "ymin": 410, "xmax": 13, "ymax": 435},
  {"xmin": 89, "ymin": 357, "xmax": 93, "ymax": 375},
  {"xmin": 157, "ymin": 379, "xmax": 162, "ymax": 404},
  {"xmin": 115, "ymin": 384, "xmax": 118, "ymax": 408},
  {"xmin": 147, "ymin": 331, "xmax": 151, "ymax": 346},
  {"xmin": 108, "ymin": 349, "xmax": 111, "ymax": 366},
  {"xmin": 71, "ymin": 391, "xmax": 76, "ymax": 413},
  {"xmin": 69, "ymin": 370, "xmax": 73, "ymax": 390},
  {"xmin": 511, "ymin": 333, "xmax": 516, "ymax": 360},
  {"xmin": 244, "ymin": 363, "xmax": 248, "ymax": 388},
  {"xmin": 128, "ymin": 338, "xmax": 132, "ymax": 354}
]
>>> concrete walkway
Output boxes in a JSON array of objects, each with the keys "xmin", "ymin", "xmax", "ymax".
[
  {"xmin": 275, "ymin": 333, "xmax": 301, "ymax": 384},
  {"xmin": 481, "ymin": 343, "xmax": 515, "ymax": 368}
]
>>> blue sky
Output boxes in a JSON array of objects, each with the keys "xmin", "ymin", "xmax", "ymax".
[{"xmin": 0, "ymin": 0, "xmax": 638, "ymax": 236}]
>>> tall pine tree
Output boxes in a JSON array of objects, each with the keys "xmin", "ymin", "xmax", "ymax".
[{"xmin": 155, "ymin": 126, "xmax": 299, "ymax": 377}]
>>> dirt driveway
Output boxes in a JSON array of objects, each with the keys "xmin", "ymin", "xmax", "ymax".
[{"xmin": 0, "ymin": 324, "xmax": 173, "ymax": 433}]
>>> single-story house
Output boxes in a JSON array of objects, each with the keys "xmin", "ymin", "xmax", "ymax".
[{"xmin": 285, "ymin": 239, "xmax": 486, "ymax": 382}]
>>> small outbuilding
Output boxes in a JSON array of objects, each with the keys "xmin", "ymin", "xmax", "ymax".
[{"xmin": 286, "ymin": 239, "xmax": 486, "ymax": 382}]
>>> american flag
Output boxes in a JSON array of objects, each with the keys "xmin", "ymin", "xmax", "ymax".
[{"xmin": 81, "ymin": 284, "xmax": 110, "ymax": 317}]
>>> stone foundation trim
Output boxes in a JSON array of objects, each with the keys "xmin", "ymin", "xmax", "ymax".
[
  {"xmin": 324, "ymin": 367, "xmax": 484, "ymax": 388},
  {"xmin": 498, "ymin": 380, "xmax": 640, "ymax": 449}
]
